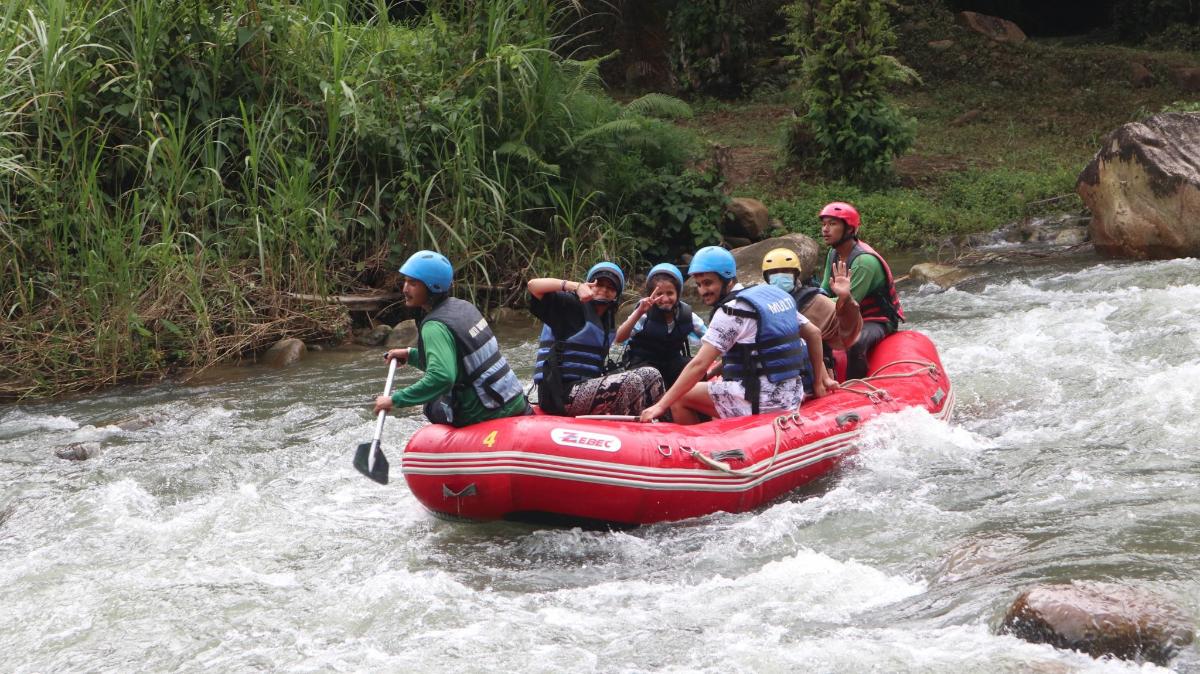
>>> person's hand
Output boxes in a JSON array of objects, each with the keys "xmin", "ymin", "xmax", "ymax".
[
  {"xmin": 818, "ymin": 374, "xmax": 838, "ymax": 397},
  {"xmin": 640, "ymin": 403, "xmax": 666, "ymax": 423},
  {"xmin": 373, "ymin": 395, "xmax": 394, "ymax": 415},
  {"xmin": 383, "ymin": 348, "xmax": 410, "ymax": 364},
  {"xmin": 575, "ymin": 281, "xmax": 597, "ymax": 303},
  {"xmin": 649, "ymin": 287, "xmax": 672, "ymax": 310},
  {"xmin": 635, "ymin": 296, "xmax": 654, "ymax": 314},
  {"xmin": 830, "ymin": 260, "xmax": 851, "ymax": 300}
]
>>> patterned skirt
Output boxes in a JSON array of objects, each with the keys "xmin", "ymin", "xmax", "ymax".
[{"xmin": 564, "ymin": 367, "xmax": 664, "ymax": 417}]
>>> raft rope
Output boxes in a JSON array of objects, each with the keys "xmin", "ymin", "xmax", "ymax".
[{"xmin": 686, "ymin": 359, "xmax": 941, "ymax": 477}]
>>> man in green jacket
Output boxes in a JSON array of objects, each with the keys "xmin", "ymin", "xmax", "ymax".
[{"xmin": 373, "ymin": 250, "xmax": 529, "ymax": 426}]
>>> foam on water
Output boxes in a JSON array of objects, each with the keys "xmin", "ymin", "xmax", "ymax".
[{"xmin": 4, "ymin": 256, "xmax": 1200, "ymax": 672}]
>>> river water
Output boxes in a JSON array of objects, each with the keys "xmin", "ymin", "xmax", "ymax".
[{"xmin": 2, "ymin": 252, "xmax": 1199, "ymax": 673}]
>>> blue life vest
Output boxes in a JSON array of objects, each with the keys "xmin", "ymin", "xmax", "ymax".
[
  {"xmin": 533, "ymin": 299, "xmax": 614, "ymax": 386},
  {"xmin": 421, "ymin": 297, "xmax": 525, "ymax": 410},
  {"xmin": 719, "ymin": 284, "xmax": 810, "ymax": 413}
]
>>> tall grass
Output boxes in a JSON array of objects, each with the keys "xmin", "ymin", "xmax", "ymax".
[{"xmin": 0, "ymin": 0, "xmax": 706, "ymax": 399}]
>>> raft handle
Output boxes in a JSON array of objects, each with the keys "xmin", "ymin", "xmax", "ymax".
[
  {"xmin": 836, "ymin": 412, "xmax": 861, "ymax": 428},
  {"xmin": 711, "ymin": 449, "xmax": 745, "ymax": 462},
  {"xmin": 442, "ymin": 483, "xmax": 478, "ymax": 499},
  {"xmin": 656, "ymin": 442, "xmax": 672, "ymax": 457}
]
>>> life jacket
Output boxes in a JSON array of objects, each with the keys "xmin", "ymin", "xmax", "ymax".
[
  {"xmin": 789, "ymin": 285, "xmax": 824, "ymax": 313},
  {"xmin": 719, "ymin": 284, "xmax": 811, "ymax": 414},
  {"xmin": 826, "ymin": 241, "xmax": 905, "ymax": 329},
  {"xmin": 533, "ymin": 299, "xmax": 615, "ymax": 386},
  {"xmin": 624, "ymin": 303, "xmax": 693, "ymax": 367},
  {"xmin": 420, "ymin": 297, "xmax": 525, "ymax": 410}
]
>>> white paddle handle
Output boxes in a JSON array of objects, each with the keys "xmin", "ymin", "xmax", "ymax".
[{"xmin": 371, "ymin": 357, "xmax": 400, "ymax": 446}]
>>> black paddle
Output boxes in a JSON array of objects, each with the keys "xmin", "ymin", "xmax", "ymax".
[{"xmin": 354, "ymin": 357, "xmax": 399, "ymax": 484}]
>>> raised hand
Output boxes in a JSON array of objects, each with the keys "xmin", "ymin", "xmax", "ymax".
[
  {"xmin": 830, "ymin": 260, "xmax": 852, "ymax": 299},
  {"xmin": 576, "ymin": 281, "xmax": 597, "ymax": 303}
]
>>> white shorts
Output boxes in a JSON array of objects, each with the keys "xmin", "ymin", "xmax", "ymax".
[{"xmin": 708, "ymin": 377, "xmax": 804, "ymax": 418}]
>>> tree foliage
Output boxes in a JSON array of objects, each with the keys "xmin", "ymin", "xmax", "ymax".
[{"xmin": 781, "ymin": 0, "xmax": 916, "ymax": 186}]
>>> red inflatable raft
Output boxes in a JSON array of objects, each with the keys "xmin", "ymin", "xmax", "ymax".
[{"xmin": 401, "ymin": 330, "xmax": 953, "ymax": 526}]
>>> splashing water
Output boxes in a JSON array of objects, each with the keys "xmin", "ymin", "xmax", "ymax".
[{"xmin": 2, "ymin": 255, "xmax": 1198, "ymax": 672}]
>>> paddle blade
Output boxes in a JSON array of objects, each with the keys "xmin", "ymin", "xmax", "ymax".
[{"xmin": 354, "ymin": 441, "xmax": 390, "ymax": 484}]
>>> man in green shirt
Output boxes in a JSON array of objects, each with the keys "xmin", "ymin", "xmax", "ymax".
[
  {"xmin": 373, "ymin": 250, "xmax": 529, "ymax": 426},
  {"xmin": 817, "ymin": 202, "xmax": 906, "ymax": 380}
]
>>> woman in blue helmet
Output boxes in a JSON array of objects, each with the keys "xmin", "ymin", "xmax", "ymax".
[
  {"xmin": 639, "ymin": 246, "xmax": 835, "ymax": 425},
  {"xmin": 373, "ymin": 250, "xmax": 530, "ymax": 426},
  {"xmin": 527, "ymin": 263, "xmax": 665, "ymax": 416},
  {"xmin": 615, "ymin": 262, "xmax": 707, "ymax": 388}
]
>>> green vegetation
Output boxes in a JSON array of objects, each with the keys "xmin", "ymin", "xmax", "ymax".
[
  {"xmin": 5, "ymin": 0, "xmax": 1200, "ymax": 399},
  {"xmin": 781, "ymin": 0, "xmax": 917, "ymax": 186},
  {"xmin": 0, "ymin": 0, "xmax": 719, "ymax": 399},
  {"xmin": 687, "ymin": 1, "xmax": 1200, "ymax": 249}
]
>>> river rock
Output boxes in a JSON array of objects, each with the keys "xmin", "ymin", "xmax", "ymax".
[
  {"xmin": 951, "ymin": 109, "xmax": 982, "ymax": 127},
  {"xmin": 262, "ymin": 338, "xmax": 306, "ymax": 367},
  {"xmin": 55, "ymin": 442, "xmax": 101, "ymax": 461},
  {"xmin": 1130, "ymin": 61, "xmax": 1155, "ymax": 88},
  {"xmin": 1170, "ymin": 67, "xmax": 1200, "ymax": 93},
  {"xmin": 909, "ymin": 263, "xmax": 971, "ymax": 289},
  {"xmin": 1000, "ymin": 582, "xmax": 1194, "ymax": 666},
  {"xmin": 386, "ymin": 319, "xmax": 418, "ymax": 348},
  {"xmin": 1076, "ymin": 112, "xmax": 1200, "ymax": 259},
  {"xmin": 956, "ymin": 11, "xmax": 1027, "ymax": 44},
  {"xmin": 725, "ymin": 197, "xmax": 769, "ymax": 241},
  {"xmin": 354, "ymin": 324, "xmax": 392, "ymax": 347},
  {"xmin": 96, "ymin": 413, "xmax": 167, "ymax": 432}
]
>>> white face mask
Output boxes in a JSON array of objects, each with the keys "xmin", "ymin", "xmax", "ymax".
[{"xmin": 767, "ymin": 272, "xmax": 795, "ymax": 293}]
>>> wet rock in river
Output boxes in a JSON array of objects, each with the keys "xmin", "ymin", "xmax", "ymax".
[
  {"xmin": 262, "ymin": 338, "xmax": 306, "ymax": 367},
  {"xmin": 386, "ymin": 319, "xmax": 418, "ymax": 348},
  {"xmin": 355, "ymin": 324, "xmax": 392, "ymax": 347},
  {"xmin": 55, "ymin": 442, "xmax": 101, "ymax": 461},
  {"xmin": 1077, "ymin": 112, "xmax": 1200, "ymax": 259},
  {"xmin": 1000, "ymin": 581, "xmax": 1194, "ymax": 666},
  {"xmin": 97, "ymin": 413, "xmax": 166, "ymax": 432},
  {"xmin": 908, "ymin": 263, "xmax": 972, "ymax": 289}
]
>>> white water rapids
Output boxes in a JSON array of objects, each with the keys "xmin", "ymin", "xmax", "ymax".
[{"xmin": 2, "ymin": 253, "xmax": 1199, "ymax": 672}]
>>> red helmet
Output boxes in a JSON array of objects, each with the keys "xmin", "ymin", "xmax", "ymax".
[{"xmin": 819, "ymin": 202, "xmax": 860, "ymax": 231}]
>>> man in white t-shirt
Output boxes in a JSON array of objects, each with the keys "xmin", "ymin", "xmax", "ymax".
[{"xmin": 639, "ymin": 246, "xmax": 835, "ymax": 425}]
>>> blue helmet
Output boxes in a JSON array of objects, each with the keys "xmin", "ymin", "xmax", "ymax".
[
  {"xmin": 646, "ymin": 262, "xmax": 684, "ymax": 290},
  {"xmin": 586, "ymin": 261, "xmax": 625, "ymax": 295},
  {"xmin": 399, "ymin": 250, "xmax": 453, "ymax": 293},
  {"xmin": 689, "ymin": 246, "xmax": 736, "ymax": 280}
]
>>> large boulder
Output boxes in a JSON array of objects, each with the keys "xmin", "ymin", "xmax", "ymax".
[
  {"xmin": 1001, "ymin": 582, "xmax": 1194, "ymax": 666},
  {"xmin": 1077, "ymin": 113, "xmax": 1200, "ymax": 259},
  {"xmin": 909, "ymin": 263, "xmax": 972, "ymax": 289},
  {"xmin": 1170, "ymin": 67, "xmax": 1200, "ymax": 93},
  {"xmin": 725, "ymin": 197, "xmax": 769, "ymax": 241},
  {"xmin": 956, "ymin": 11, "xmax": 1027, "ymax": 44},
  {"xmin": 385, "ymin": 319, "xmax": 418, "ymax": 348},
  {"xmin": 262, "ymin": 338, "xmax": 306, "ymax": 367}
]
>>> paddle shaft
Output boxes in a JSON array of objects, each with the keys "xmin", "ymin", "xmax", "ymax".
[{"xmin": 368, "ymin": 358, "xmax": 400, "ymax": 470}]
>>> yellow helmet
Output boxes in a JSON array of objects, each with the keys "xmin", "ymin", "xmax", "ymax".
[{"xmin": 761, "ymin": 247, "xmax": 801, "ymax": 277}]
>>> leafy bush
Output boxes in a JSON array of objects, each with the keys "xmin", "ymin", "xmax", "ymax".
[
  {"xmin": 780, "ymin": 0, "xmax": 917, "ymax": 186},
  {"xmin": 0, "ymin": 0, "xmax": 717, "ymax": 398}
]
